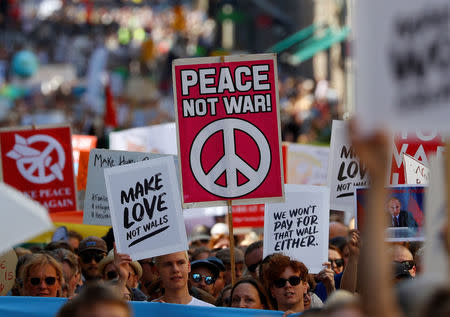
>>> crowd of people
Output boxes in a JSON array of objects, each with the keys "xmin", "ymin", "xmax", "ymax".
[{"xmin": 9, "ymin": 128, "xmax": 450, "ymax": 316}]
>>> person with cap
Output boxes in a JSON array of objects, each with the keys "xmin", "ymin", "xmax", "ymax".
[
  {"xmin": 98, "ymin": 250, "xmax": 142, "ymax": 288},
  {"xmin": 189, "ymin": 225, "xmax": 211, "ymax": 248},
  {"xmin": 78, "ymin": 236, "xmax": 107, "ymax": 282},
  {"xmin": 216, "ymin": 248, "xmax": 245, "ymax": 286},
  {"xmin": 208, "ymin": 256, "xmax": 226, "ymax": 297},
  {"xmin": 138, "ymin": 257, "xmax": 158, "ymax": 297},
  {"xmin": 98, "ymin": 249, "xmax": 147, "ymax": 301},
  {"xmin": 190, "ymin": 258, "xmax": 221, "ymax": 296}
]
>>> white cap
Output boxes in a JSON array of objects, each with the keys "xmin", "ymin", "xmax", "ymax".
[{"xmin": 210, "ymin": 223, "xmax": 229, "ymax": 236}]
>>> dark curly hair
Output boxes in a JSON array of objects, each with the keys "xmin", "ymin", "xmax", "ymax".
[{"xmin": 261, "ymin": 253, "xmax": 308, "ymax": 309}]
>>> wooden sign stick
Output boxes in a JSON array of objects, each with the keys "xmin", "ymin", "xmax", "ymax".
[
  {"xmin": 445, "ymin": 143, "xmax": 450, "ymax": 280},
  {"xmin": 227, "ymin": 200, "xmax": 236, "ymax": 286}
]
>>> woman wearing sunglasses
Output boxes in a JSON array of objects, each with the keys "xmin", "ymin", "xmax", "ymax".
[
  {"xmin": 230, "ymin": 277, "xmax": 272, "ymax": 310},
  {"xmin": 18, "ymin": 253, "xmax": 63, "ymax": 297},
  {"xmin": 262, "ymin": 253, "xmax": 308, "ymax": 313},
  {"xmin": 329, "ymin": 245, "xmax": 345, "ymax": 274}
]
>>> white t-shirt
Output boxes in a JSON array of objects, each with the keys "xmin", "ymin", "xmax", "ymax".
[
  {"xmin": 188, "ymin": 297, "xmax": 215, "ymax": 307},
  {"xmin": 152, "ymin": 296, "xmax": 215, "ymax": 307}
]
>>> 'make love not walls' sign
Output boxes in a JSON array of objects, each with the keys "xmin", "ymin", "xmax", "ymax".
[
  {"xmin": 105, "ymin": 156, "xmax": 187, "ymax": 260},
  {"xmin": 327, "ymin": 120, "xmax": 369, "ymax": 215},
  {"xmin": 173, "ymin": 54, "xmax": 284, "ymax": 207},
  {"xmin": 264, "ymin": 184, "xmax": 329, "ymax": 273}
]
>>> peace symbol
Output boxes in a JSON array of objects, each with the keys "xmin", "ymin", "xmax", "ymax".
[
  {"xmin": 190, "ymin": 118, "xmax": 271, "ymax": 198},
  {"xmin": 14, "ymin": 134, "xmax": 66, "ymax": 184}
]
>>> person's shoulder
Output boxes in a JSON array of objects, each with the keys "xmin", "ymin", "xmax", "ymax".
[{"xmin": 188, "ymin": 296, "xmax": 216, "ymax": 307}]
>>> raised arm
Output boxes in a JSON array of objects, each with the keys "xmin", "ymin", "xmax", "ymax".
[{"xmin": 349, "ymin": 122, "xmax": 402, "ymax": 317}]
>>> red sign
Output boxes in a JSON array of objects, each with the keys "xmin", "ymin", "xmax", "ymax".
[
  {"xmin": 232, "ymin": 204, "xmax": 264, "ymax": 228},
  {"xmin": 0, "ymin": 126, "xmax": 77, "ymax": 212},
  {"xmin": 173, "ymin": 54, "xmax": 284, "ymax": 207},
  {"xmin": 390, "ymin": 131, "xmax": 444, "ymax": 184},
  {"xmin": 72, "ymin": 134, "xmax": 97, "ymax": 175}
]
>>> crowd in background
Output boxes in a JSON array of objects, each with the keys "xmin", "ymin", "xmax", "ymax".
[{"xmin": 0, "ymin": 2, "xmax": 339, "ymax": 147}]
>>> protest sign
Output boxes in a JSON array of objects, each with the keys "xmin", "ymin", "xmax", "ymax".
[
  {"xmin": 0, "ymin": 182, "xmax": 53, "ymax": 255},
  {"xmin": 286, "ymin": 143, "xmax": 329, "ymax": 185},
  {"xmin": 76, "ymin": 151, "xmax": 90, "ymax": 191},
  {"xmin": 327, "ymin": 120, "xmax": 369, "ymax": 215},
  {"xmin": 84, "ymin": 149, "xmax": 172, "ymax": 226},
  {"xmin": 389, "ymin": 130, "xmax": 444, "ymax": 185},
  {"xmin": 104, "ymin": 156, "xmax": 188, "ymax": 260},
  {"xmin": 0, "ymin": 126, "xmax": 77, "ymax": 212},
  {"xmin": 173, "ymin": 54, "xmax": 284, "ymax": 207},
  {"xmin": 72, "ymin": 134, "xmax": 97, "ymax": 175},
  {"xmin": 109, "ymin": 123, "xmax": 177, "ymax": 154},
  {"xmin": 232, "ymin": 204, "xmax": 264, "ymax": 228},
  {"xmin": 355, "ymin": 185, "xmax": 425, "ymax": 242},
  {"xmin": 403, "ymin": 153, "xmax": 430, "ymax": 185},
  {"xmin": 263, "ymin": 184, "xmax": 329, "ymax": 273},
  {"xmin": 355, "ymin": 0, "xmax": 450, "ymax": 133},
  {"xmin": 0, "ymin": 249, "xmax": 17, "ymax": 296},
  {"xmin": 424, "ymin": 155, "xmax": 448, "ymax": 278}
]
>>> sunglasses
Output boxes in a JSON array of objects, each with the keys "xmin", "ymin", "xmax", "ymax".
[
  {"xmin": 139, "ymin": 260, "xmax": 155, "ymax": 267},
  {"xmin": 329, "ymin": 259, "xmax": 344, "ymax": 267},
  {"xmin": 273, "ymin": 275, "xmax": 302, "ymax": 288},
  {"xmin": 106, "ymin": 270, "xmax": 118, "ymax": 280},
  {"xmin": 395, "ymin": 260, "xmax": 415, "ymax": 270},
  {"xmin": 80, "ymin": 253, "xmax": 105, "ymax": 264},
  {"xmin": 247, "ymin": 260, "xmax": 262, "ymax": 273},
  {"xmin": 30, "ymin": 277, "xmax": 56, "ymax": 286},
  {"xmin": 192, "ymin": 273, "xmax": 215, "ymax": 285}
]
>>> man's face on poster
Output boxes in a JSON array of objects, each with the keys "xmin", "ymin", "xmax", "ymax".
[{"xmin": 388, "ymin": 198, "xmax": 401, "ymax": 217}]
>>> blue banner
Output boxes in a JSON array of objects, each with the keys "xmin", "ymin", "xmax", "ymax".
[{"xmin": 0, "ymin": 297, "xmax": 284, "ymax": 317}]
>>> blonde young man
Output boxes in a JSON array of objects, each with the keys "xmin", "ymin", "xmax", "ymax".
[{"xmin": 152, "ymin": 251, "xmax": 214, "ymax": 306}]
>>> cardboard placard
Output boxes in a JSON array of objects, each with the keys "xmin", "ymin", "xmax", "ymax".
[
  {"xmin": 263, "ymin": 184, "xmax": 329, "ymax": 273},
  {"xmin": 390, "ymin": 130, "xmax": 444, "ymax": 185},
  {"xmin": 0, "ymin": 125, "xmax": 77, "ymax": 212},
  {"xmin": 173, "ymin": 54, "xmax": 284, "ymax": 208},
  {"xmin": 286, "ymin": 143, "xmax": 329, "ymax": 185},
  {"xmin": 109, "ymin": 123, "xmax": 178, "ymax": 154},
  {"xmin": 84, "ymin": 149, "xmax": 173, "ymax": 226},
  {"xmin": 72, "ymin": 134, "xmax": 97, "ymax": 175},
  {"xmin": 355, "ymin": 185, "xmax": 426, "ymax": 242},
  {"xmin": 327, "ymin": 120, "xmax": 369, "ymax": 214},
  {"xmin": 0, "ymin": 249, "xmax": 18, "ymax": 296},
  {"xmin": 355, "ymin": 0, "xmax": 450, "ymax": 133},
  {"xmin": 0, "ymin": 183, "xmax": 53, "ymax": 255},
  {"xmin": 232, "ymin": 204, "xmax": 264, "ymax": 228},
  {"xmin": 403, "ymin": 153, "xmax": 430, "ymax": 185},
  {"xmin": 104, "ymin": 157, "xmax": 188, "ymax": 260}
]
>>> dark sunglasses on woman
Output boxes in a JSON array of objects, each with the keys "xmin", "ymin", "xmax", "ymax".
[
  {"xmin": 329, "ymin": 258, "xmax": 344, "ymax": 267},
  {"xmin": 273, "ymin": 275, "xmax": 302, "ymax": 288},
  {"xmin": 30, "ymin": 277, "xmax": 56, "ymax": 286}
]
